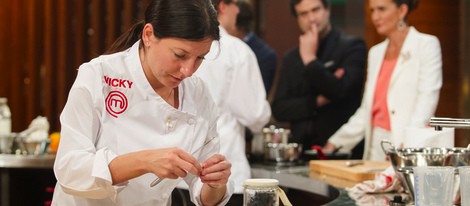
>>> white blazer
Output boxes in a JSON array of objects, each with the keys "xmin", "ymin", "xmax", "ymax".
[{"xmin": 328, "ymin": 27, "xmax": 442, "ymax": 160}]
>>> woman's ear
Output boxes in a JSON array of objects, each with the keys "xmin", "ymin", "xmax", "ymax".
[
  {"xmin": 142, "ymin": 23, "xmax": 154, "ymax": 47},
  {"xmin": 398, "ymin": 3, "xmax": 409, "ymax": 19}
]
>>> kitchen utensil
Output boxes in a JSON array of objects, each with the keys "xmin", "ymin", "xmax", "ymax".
[
  {"xmin": 345, "ymin": 160, "xmax": 364, "ymax": 167},
  {"xmin": 15, "ymin": 135, "xmax": 50, "ymax": 155},
  {"xmin": 0, "ymin": 133, "xmax": 16, "ymax": 154},
  {"xmin": 303, "ymin": 149, "xmax": 350, "ymax": 160},
  {"xmin": 382, "ymin": 139, "xmax": 468, "ymax": 204},
  {"xmin": 413, "ymin": 166, "xmax": 454, "ymax": 206},
  {"xmin": 459, "ymin": 166, "xmax": 470, "ymax": 206},
  {"xmin": 264, "ymin": 142, "xmax": 302, "ymax": 164},
  {"xmin": 149, "ymin": 136, "xmax": 217, "ymax": 187}
]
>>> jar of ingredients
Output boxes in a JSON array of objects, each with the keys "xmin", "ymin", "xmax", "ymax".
[
  {"xmin": 243, "ymin": 179, "xmax": 279, "ymax": 206},
  {"xmin": 0, "ymin": 97, "xmax": 11, "ymax": 136}
]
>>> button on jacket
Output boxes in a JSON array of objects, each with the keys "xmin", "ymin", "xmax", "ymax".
[{"xmin": 52, "ymin": 41, "xmax": 233, "ymax": 205}]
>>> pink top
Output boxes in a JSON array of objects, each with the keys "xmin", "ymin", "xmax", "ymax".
[{"xmin": 372, "ymin": 58, "xmax": 397, "ymax": 131}]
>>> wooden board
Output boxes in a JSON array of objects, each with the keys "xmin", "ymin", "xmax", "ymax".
[{"xmin": 309, "ymin": 160, "xmax": 391, "ymax": 182}]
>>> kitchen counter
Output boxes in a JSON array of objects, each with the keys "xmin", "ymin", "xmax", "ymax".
[
  {"xmin": 250, "ymin": 163, "xmax": 412, "ymax": 206},
  {"xmin": 0, "ymin": 154, "xmax": 55, "ymax": 168},
  {"xmin": 0, "ymin": 154, "xmax": 56, "ymax": 206}
]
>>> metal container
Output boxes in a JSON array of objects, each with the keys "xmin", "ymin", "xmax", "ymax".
[
  {"xmin": 264, "ymin": 143, "xmax": 302, "ymax": 164},
  {"xmin": 381, "ymin": 140, "xmax": 469, "ymax": 205},
  {"xmin": 0, "ymin": 133, "xmax": 16, "ymax": 154}
]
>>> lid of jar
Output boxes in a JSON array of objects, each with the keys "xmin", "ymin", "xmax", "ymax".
[
  {"xmin": 0, "ymin": 98, "xmax": 6, "ymax": 103},
  {"xmin": 243, "ymin": 178, "xmax": 279, "ymax": 187}
]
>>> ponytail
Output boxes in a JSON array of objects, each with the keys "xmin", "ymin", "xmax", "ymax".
[{"xmin": 105, "ymin": 21, "xmax": 145, "ymax": 54}]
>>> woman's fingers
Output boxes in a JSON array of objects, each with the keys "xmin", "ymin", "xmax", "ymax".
[
  {"xmin": 200, "ymin": 154, "xmax": 231, "ymax": 186},
  {"xmin": 149, "ymin": 148, "xmax": 202, "ymax": 179}
]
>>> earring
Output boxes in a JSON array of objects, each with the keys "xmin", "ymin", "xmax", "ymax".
[{"xmin": 398, "ymin": 19, "xmax": 407, "ymax": 30}]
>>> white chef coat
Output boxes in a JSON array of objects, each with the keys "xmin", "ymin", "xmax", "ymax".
[
  {"xmin": 52, "ymin": 41, "xmax": 234, "ymax": 206},
  {"xmin": 186, "ymin": 27, "xmax": 271, "ymax": 193}
]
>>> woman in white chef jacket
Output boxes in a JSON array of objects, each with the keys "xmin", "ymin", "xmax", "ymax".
[
  {"xmin": 323, "ymin": 0, "xmax": 442, "ymax": 160},
  {"xmin": 52, "ymin": 0, "xmax": 234, "ymax": 205}
]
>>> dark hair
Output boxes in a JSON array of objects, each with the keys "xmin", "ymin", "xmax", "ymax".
[
  {"xmin": 107, "ymin": 0, "xmax": 220, "ymax": 53},
  {"xmin": 236, "ymin": 1, "xmax": 254, "ymax": 34},
  {"xmin": 289, "ymin": 0, "xmax": 330, "ymax": 17},
  {"xmin": 210, "ymin": 0, "xmax": 234, "ymax": 10},
  {"xmin": 392, "ymin": 0, "xmax": 419, "ymax": 16}
]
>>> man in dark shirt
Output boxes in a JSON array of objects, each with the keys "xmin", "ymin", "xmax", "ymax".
[{"xmin": 272, "ymin": 0, "xmax": 367, "ymax": 155}]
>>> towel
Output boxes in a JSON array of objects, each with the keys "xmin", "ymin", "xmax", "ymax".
[{"xmin": 347, "ymin": 166, "xmax": 404, "ymax": 194}]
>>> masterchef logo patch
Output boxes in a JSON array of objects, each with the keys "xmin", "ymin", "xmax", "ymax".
[
  {"xmin": 106, "ymin": 91, "xmax": 128, "ymax": 118},
  {"xmin": 104, "ymin": 76, "xmax": 133, "ymax": 118}
]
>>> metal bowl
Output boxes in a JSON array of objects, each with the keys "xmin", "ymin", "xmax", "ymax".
[
  {"xmin": 264, "ymin": 143, "xmax": 302, "ymax": 163},
  {"xmin": 381, "ymin": 140, "xmax": 469, "ymax": 204},
  {"xmin": 17, "ymin": 139, "xmax": 50, "ymax": 155}
]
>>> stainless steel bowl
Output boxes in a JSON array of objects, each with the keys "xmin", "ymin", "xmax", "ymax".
[
  {"xmin": 382, "ymin": 140, "xmax": 469, "ymax": 205},
  {"xmin": 264, "ymin": 143, "xmax": 302, "ymax": 163},
  {"xmin": 17, "ymin": 139, "xmax": 50, "ymax": 155}
]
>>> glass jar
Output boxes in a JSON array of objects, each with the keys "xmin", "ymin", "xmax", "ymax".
[
  {"xmin": 243, "ymin": 178, "xmax": 279, "ymax": 206},
  {"xmin": 0, "ymin": 97, "xmax": 11, "ymax": 136}
]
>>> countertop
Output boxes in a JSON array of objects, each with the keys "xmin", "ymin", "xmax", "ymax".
[
  {"xmin": 0, "ymin": 154, "xmax": 55, "ymax": 168},
  {"xmin": 0, "ymin": 154, "xmax": 412, "ymax": 205},
  {"xmin": 250, "ymin": 163, "xmax": 413, "ymax": 206}
]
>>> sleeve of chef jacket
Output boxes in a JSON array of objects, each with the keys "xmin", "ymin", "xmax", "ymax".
[
  {"xmin": 54, "ymin": 66, "xmax": 123, "ymax": 201},
  {"xmin": 185, "ymin": 135, "xmax": 234, "ymax": 206},
  {"xmin": 183, "ymin": 80, "xmax": 234, "ymax": 206},
  {"xmin": 226, "ymin": 43, "xmax": 271, "ymax": 132}
]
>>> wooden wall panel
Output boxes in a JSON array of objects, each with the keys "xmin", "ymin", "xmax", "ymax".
[{"xmin": 0, "ymin": 0, "xmax": 149, "ymax": 133}]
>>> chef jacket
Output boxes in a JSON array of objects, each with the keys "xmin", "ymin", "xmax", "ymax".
[
  {"xmin": 186, "ymin": 27, "xmax": 271, "ymax": 193},
  {"xmin": 52, "ymin": 41, "xmax": 234, "ymax": 206}
]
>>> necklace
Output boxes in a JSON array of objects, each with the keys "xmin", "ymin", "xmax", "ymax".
[{"xmin": 164, "ymin": 88, "xmax": 174, "ymax": 101}]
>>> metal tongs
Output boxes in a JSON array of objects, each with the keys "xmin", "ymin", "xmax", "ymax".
[{"xmin": 149, "ymin": 136, "xmax": 217, "ymax": 187}]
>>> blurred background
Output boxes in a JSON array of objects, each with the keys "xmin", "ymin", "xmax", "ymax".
[{"xmin": 0, "ymin": 0, "xmax": 469, "ymax": 146}]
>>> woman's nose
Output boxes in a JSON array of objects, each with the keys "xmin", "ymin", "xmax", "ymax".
[{"xmin": 180, "ymin": 63, "xmax": 197, "ymax": 77}]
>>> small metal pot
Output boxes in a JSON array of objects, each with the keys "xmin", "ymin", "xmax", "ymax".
[
  {"xmin": 0, "ymin": 133, "xmax": 16, "ymax": 154},
  {"xmin": 264, "ymin": 142, "xmax": 302, "ymax": 163}
]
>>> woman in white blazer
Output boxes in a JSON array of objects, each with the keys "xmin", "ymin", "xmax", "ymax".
[{"xmin": 323, "ymin": 0, "xmax": 442, "ymax": 160}]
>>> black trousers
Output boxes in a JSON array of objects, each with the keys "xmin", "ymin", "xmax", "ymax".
[{"xmin": 171, "ymin": 188, "xmax": 243, "ymax": 206}]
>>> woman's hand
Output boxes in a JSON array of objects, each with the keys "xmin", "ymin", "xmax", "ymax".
[
  {"xmin": 200, "ymin": 154, "xmax": 231, "ymax": 188},
  {"xmin": 322, "ymin": 142, "xmax": 337, "ymax": 152},
  {"xmin": 199, "ymin": 154, "xmax": 231, "ymax": 206},
  {"xmin": 145, "ymin": 148, "xmax": 202, "ymax": 179}
]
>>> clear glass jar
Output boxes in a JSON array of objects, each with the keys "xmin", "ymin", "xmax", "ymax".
[
  {"xmin": 0, "ymin": 97, "xmax": 11, "ymax": 136},
  {"xmin": 243, "ymin": 178, "xmax": 279, "ymax": 206}
]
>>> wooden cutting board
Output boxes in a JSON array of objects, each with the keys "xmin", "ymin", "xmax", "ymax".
[{"xmin": 309, "ymin": 160, "xmax": 391, "ymax": 182}]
